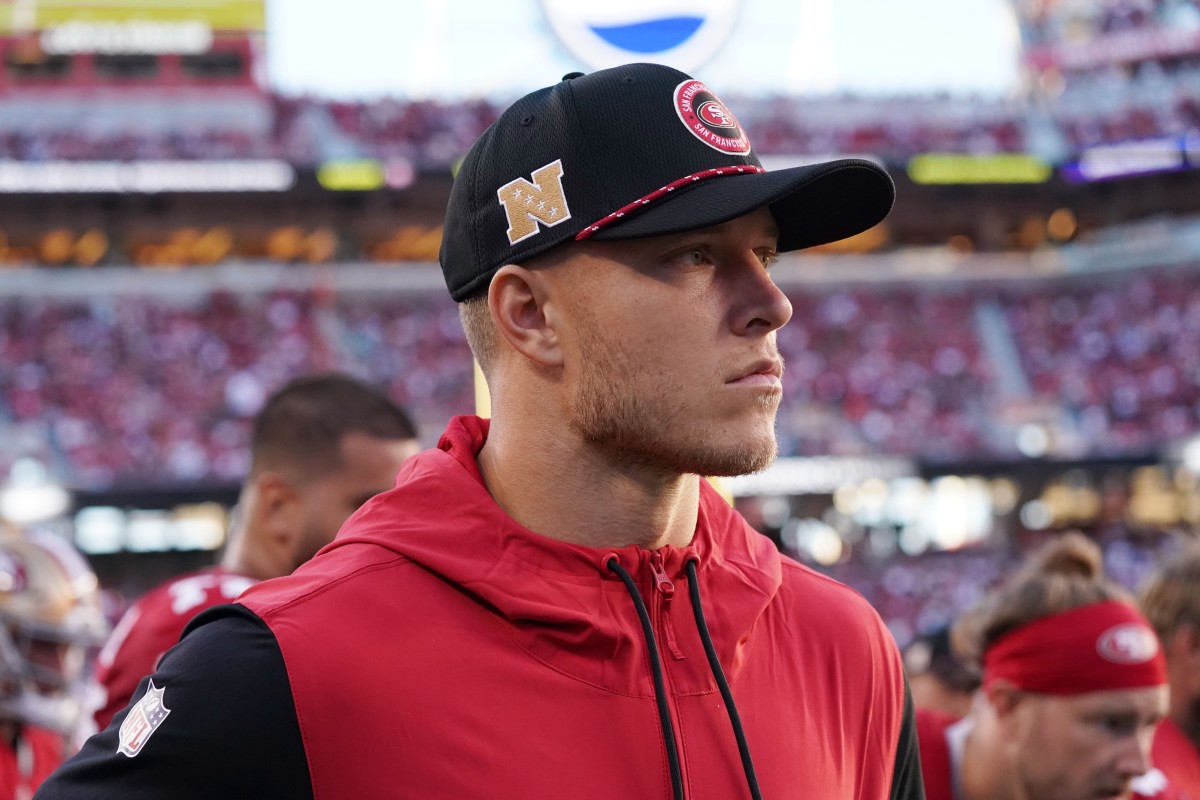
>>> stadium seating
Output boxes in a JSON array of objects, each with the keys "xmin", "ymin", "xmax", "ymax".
[{"xmin": 4, "ymin": 267, "xmax": 1197, "ymax": 489}]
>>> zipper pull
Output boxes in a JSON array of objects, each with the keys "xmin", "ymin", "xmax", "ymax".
[
  {"xmin": 650, "ymin": 552, "xmax": 685, "ymax": 660},
  {"xmin": 650, "ymin": 552, "xmax": 675, "ymax": 596}
]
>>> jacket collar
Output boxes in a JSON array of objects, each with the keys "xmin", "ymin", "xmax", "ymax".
[{"xmin": 332, "ymin": 415, "xmax": 783, "ymax": 695}]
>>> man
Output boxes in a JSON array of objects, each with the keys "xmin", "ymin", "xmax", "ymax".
[
  {"xmin": 1140, "ymin": 543, "xmax": 1200, "ymax": 799},
  {"xmin": 0, "ymin": 531, "xmax": 108, "ymax": 799},
  {"xmin": 84, "ymin": 372, "xmax": 419, "ymax": 733},
  {"xmin": 916, "ymin": 533, "xmax": 1177, "ymax": 800},
  {"xmin": 38, "ymin": 64, "xmax": 920, "ymax": 799},
  {"xmin": 903, "ymin": 626, "xmax": 979, "ymax": 719}
]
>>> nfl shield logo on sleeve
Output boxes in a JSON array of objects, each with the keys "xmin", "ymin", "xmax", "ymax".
[{"xmin": 118, "ymin": 680, "xmax": 172, "ymax": 757}]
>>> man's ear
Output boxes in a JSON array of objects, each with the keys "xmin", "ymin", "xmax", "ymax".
[
  {"xmin": 1184, "ymin": 624, "xmax": 1200, "ymax": 660},
  {"xmin": 248, "ymin": 471, "xmax": 301, "ymax": 546},
  {"xmin": 488, "ymin": 263, "xmax": 564, "ymax": 369},
  {"xmin": 986, "ymin": 679, "xmax": 1025, "ymax": 720},
  {"xmin": 1166, "ymin": 624, "xmax": 1200, "ymax": 682}
]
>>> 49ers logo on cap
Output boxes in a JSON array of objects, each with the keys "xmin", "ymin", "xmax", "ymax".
[
  {"xmin": 674, "ymin": 79, "xmax": 750, "ymax": 155},
  {"xmin": 1096, "ymin": 623, "xmax": 1160, "ymax": 664}
]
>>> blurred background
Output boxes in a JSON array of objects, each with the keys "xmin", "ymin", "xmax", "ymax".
[{"xmin": 1, "ymin": 0, "xmax": 1198, "ymax": 647}]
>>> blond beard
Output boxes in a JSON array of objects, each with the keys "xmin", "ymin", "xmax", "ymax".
[{"xmin": 569, "ymin": 315, "xmax": 779, "ymax": 477}]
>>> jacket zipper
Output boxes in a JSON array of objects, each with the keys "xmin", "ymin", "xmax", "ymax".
[
  {"xmin": 650, "ymin": 552, "xmax": 686, "ymax": 660},
  {"xmin": 649, "ymin": 551, "xmax": 690, "ymax": 800}
]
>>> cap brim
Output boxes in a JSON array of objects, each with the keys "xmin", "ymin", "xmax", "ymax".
[{"xmin": 589, "ymin": 159, "xmax": 895, "ymax": 252}]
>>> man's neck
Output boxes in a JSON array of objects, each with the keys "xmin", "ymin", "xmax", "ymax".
[
  {"xmin": 1170, "ymin": 695, "xmax": 1200, "ymax": 752},
  {"xmin": 0, "ymin": 719, "xmax": 18, "ymax": 750},
  {"xmin": 477, "ymin": 415, "xmax": 700, "ymax": 551},
  {"xmin": 219, "ymin": 525, "xmax": 277, "ymax": 582},
  {"xmin": 960, "ymin": 714, "xmax": 1023, "ymax": 800}
]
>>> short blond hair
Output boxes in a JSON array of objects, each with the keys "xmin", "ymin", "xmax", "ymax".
[
  {"xmin": 952, "ymin": 532, "xmax": 1132, "ymax": 668},
  {"xmin": 458, "ymin": 294, "xmax": 498, "ymax": 376},
  {"xmin": 456, "ymin": 245, "xmax": 578, "ymax": 377},
  {"xmin": 1140, "ymin": 542, "xmax": 1200, "ymax": 641}
]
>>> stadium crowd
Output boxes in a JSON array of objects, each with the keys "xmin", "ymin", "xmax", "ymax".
[
  {"xmin": 2, "ymin": 266, "xmax": 1198, "ymax": 489},
  {"xmin": 1, "ymin": 86, "xmax": 1194, "ymax": 180},
  {"xmin": 814, "ymin": 524, "xmax": 1185, "ymax": 650},
  {"xmin": 2, "ymin": 79, "xmax": 1198, "ymax": 167},
  {"xmin": 0, "ymin": 128, "xmax": 265, "ymax": 163},
  {"xmin": 0, "ymin": 290, "xmax": 473, "ymax": 488},
  {"xmin": 1043, "ymin": 58, "xmax": 1200, "ymax": 150},
  {"xmin": 776, "ymin": 288, "xmax": 990, "ymax": 461},
  {"xmin": 1002, "ymin": 269, "xmax": 1200, "ymax": 456},
  {"xmin": 0, "ymin": 92, "xmax": 1029, "ymax": 166},
  {"xmin": 1019, "ymin": 0, "xmax": 1200, "ymax": 46},
  {"xmin": 1017, "ymin": 0, "xmax": 1200, "ymax": 148}
]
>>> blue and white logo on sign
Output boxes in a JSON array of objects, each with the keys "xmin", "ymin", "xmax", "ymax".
[{"xmin": 542, "ymin": 0, "xmax": 742, "ymax": 72}]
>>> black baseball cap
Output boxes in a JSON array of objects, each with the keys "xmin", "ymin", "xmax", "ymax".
[{"xmin": 440, "ymin": 62, "xmax": 895, "ymax": 302}]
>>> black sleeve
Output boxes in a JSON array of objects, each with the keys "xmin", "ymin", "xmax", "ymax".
[
  {"xmin": 889, "ymin": 677, "xmax": 927, "ymax": 800},
  {"xmin": 35, "ymin": 605, "xmax": 312, "ymax": 800}
]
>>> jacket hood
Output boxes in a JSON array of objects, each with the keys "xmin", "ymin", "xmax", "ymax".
[{"xmin": 326, "ymin": 415, "xmax": 783, "ymax": 695}]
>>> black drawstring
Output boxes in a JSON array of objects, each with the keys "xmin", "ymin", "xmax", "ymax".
[
  {"xmin": 607, "ymin": 556, "xmax": 763, "ymax": 800},
  {"xmin": 607, "ymin": 558, "xmax": 685, "ymax": 800},
  {"xmin": 685, "ymin": 559, "xmax": 763, "ymax": 800}
]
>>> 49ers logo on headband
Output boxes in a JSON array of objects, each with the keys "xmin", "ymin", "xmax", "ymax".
[
  {"xmin": 1097, "ymin": 623, "xmax": 1160, "ymax": 665},
  {"xmin": 674, "ymin": 80, "xmax": 750, "ymax": 155}
]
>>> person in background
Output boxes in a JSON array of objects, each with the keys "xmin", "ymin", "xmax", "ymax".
[
  {"xmin": 0, "ymin": 531, "xmax": 108, "ymax": 799},
  {"xmin": 903, "ymin": 625, "xmax": 980, "ymax": 719},
  {"xmin": 84, "ymin": 373, "xmax": 419, "ymax": 734},
  {"xmin": 916, "ymin": 531, "xmax": 1177, "ymax": 800},
  {"xmin": 1139, "ymin": 542, "xmax": 1200, "ymax": 800}
]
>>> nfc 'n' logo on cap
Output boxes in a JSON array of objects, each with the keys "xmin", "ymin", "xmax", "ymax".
[
  {"xmin": 1096, "ymin": 623, "xmax": 1160, "ymax": 665},
  {"xmin": 497, "ymin": 159, "xmax": 573, "ymax": 245}
]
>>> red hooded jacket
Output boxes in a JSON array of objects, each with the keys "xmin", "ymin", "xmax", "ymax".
[
  {"xmin": 232, "ymin": 416, "xmax": 917, "ymax": 799},
  {"xmin": 1151, "ymin": 720, "xmax": 1200, "ymax": 800},
  {"xmin": 1, "ymin": 725, "xmax": 62, "ymax": 800}
]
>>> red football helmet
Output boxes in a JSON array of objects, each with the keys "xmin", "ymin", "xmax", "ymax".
[{"xmin": 0, "ymin": 531, "xmax": 108, "ymax": 733}]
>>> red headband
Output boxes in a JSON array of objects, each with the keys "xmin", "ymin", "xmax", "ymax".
[{"xmin": 982, "ymin": 601, "xmax": 1167, "ymax": 696}]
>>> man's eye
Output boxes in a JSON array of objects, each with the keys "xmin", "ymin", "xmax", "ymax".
[
  {"xmin": 1098, "ymin": 716, "xmax": 1136, "ymax": 736},
  {"xmin": 758, "ymin": 250, "xmax": 779, "ymax": 268},
  {"xmin": 671, "ymin": 249, "xmax": 709, "ymax": 267}
]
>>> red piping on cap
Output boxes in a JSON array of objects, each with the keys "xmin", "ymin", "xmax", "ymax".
[{"xmin": 575, "ymin": 165, "xmax": 766, "ymax": 240}]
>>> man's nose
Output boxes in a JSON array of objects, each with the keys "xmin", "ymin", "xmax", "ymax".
[
  {"xmin": 732, "ymin": 256, "xmax": 792, "ymax": 335},
  {"xmin": 1115, "ymin": 733, "xmax": 1154, "ymax": 779}
]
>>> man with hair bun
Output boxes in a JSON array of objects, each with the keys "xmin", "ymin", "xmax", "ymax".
[
  {"xmin": 1139, "ymin": 542, "xmax": 1200, "ymax": 800},
  {"xmin": 917, "ymin": 532, "xmax": 1179, "ymax": 800}
]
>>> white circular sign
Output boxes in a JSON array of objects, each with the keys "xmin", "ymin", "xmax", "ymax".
[{"xmin": 542, "ymin": 0, "xmax": 743, "ymax": 73}]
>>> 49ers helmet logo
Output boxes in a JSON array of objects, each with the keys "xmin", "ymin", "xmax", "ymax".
[
  {"xmin": 674, "ymin": 79, "xmax": 750, "ymax": 155},
  {"xmin": 1096, "ymin": 623, "xmax": 1159, "ymax": 665}
]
